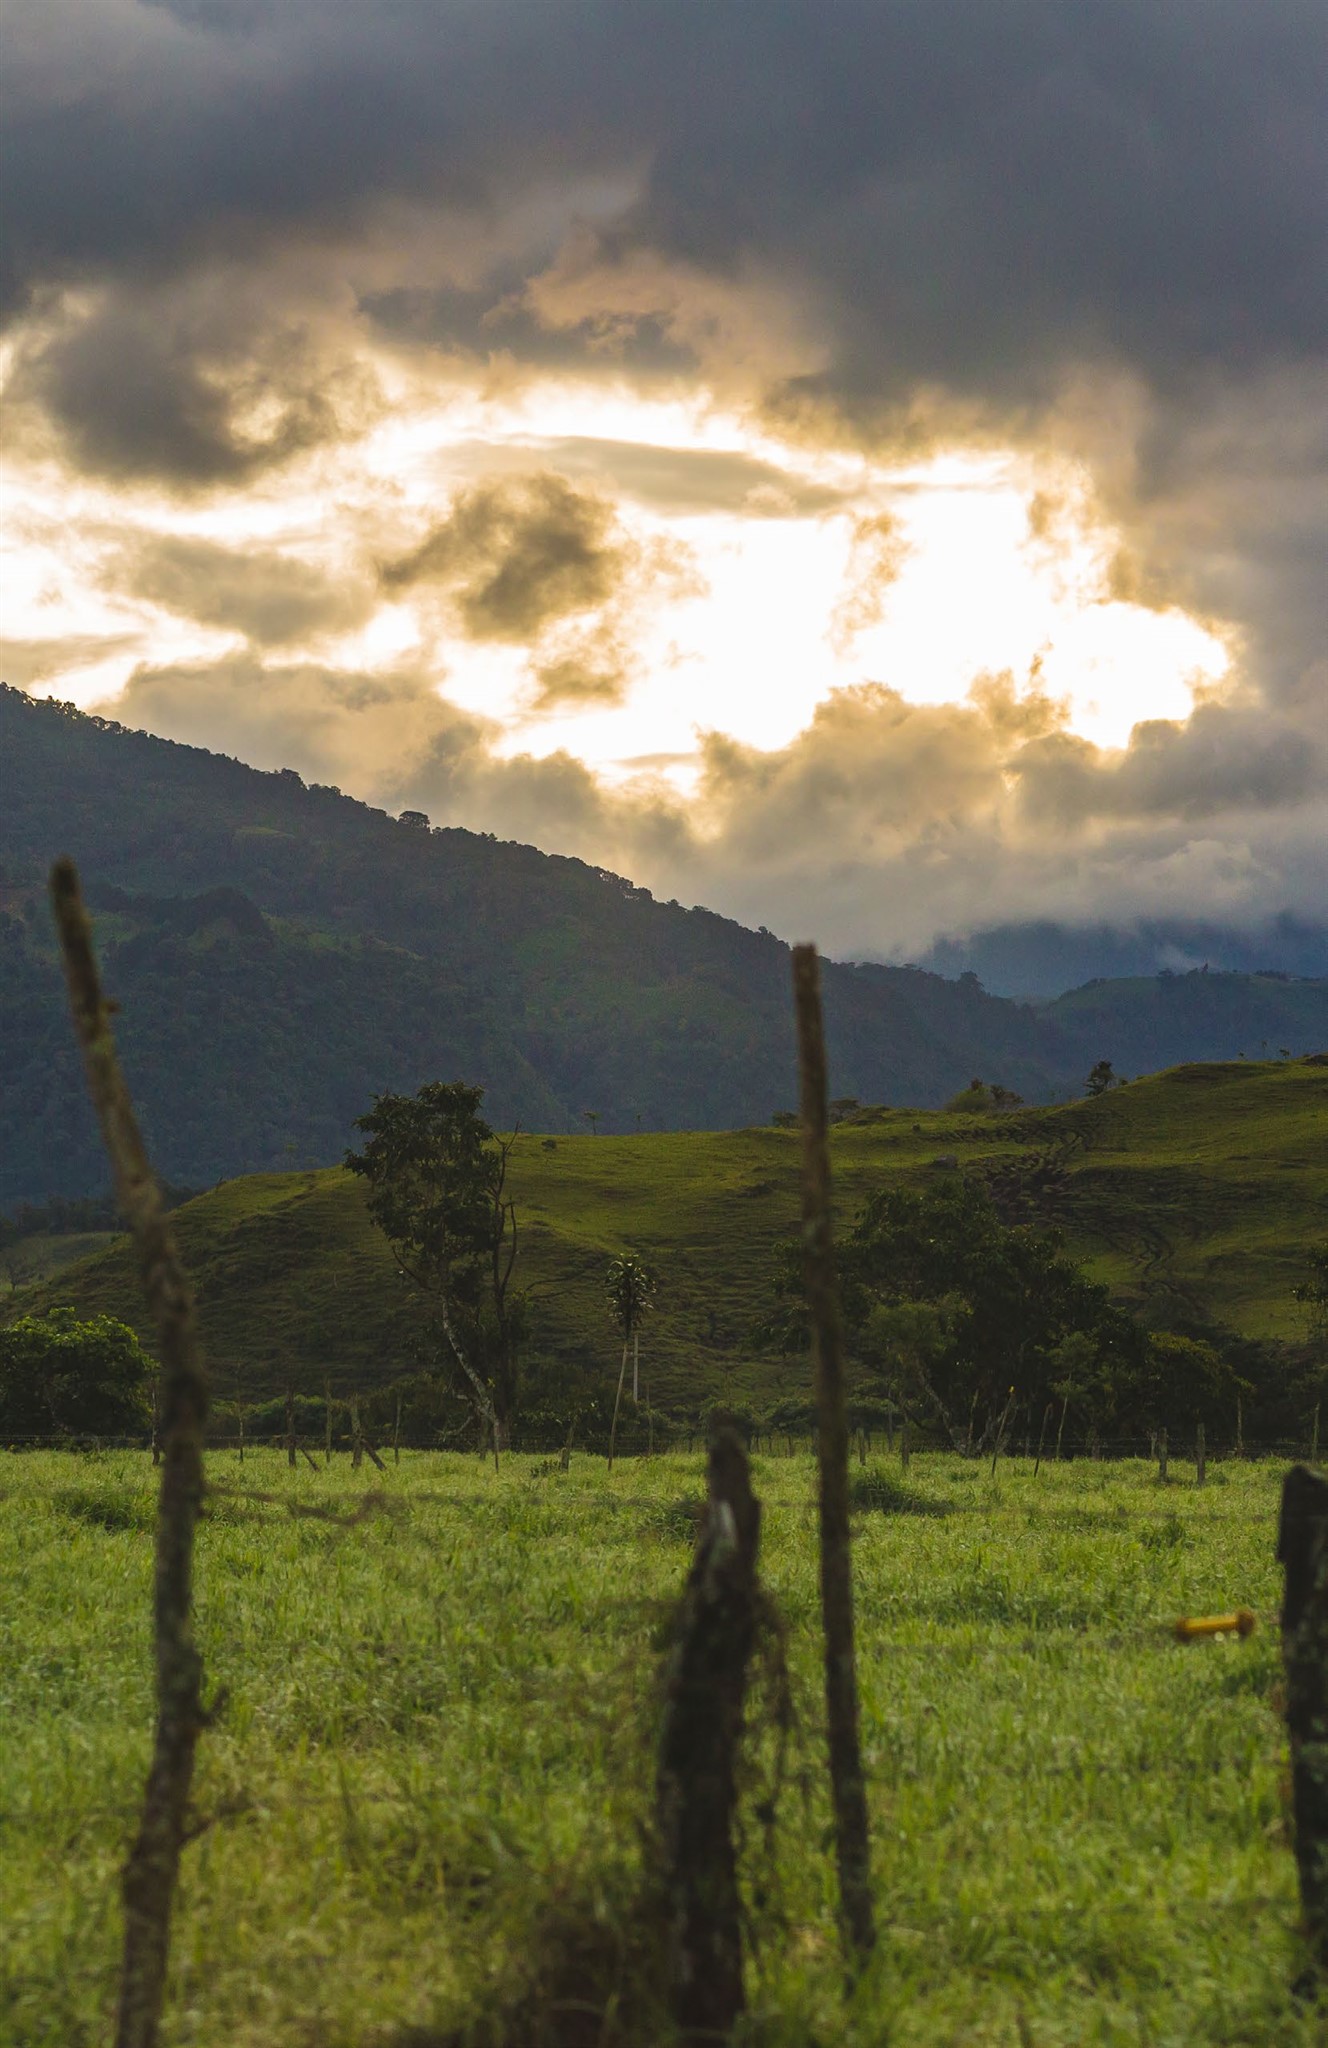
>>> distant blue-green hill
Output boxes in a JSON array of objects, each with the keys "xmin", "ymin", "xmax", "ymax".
[
  {"xmin": 2, "ymin": 682, "xmax": 1325, "ymax": 1205},
  {"xmin": 914, "ymin": 915, "xmax": 1327, "ymax": 997}
]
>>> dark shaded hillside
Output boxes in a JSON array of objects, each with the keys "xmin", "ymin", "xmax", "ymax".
[{"xmin": 2, "ymin": 683, "xmax": 1325, "ymax": 1203}]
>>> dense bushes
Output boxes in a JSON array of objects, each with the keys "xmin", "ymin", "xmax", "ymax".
[{"xmin": 0, "ymin": 1309, "xmax": 152, "ymax": 1439}]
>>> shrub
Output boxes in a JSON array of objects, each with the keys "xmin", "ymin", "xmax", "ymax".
[{"xmin": 0, "ymin": 1307, "xmax": 153, "ymax": 1440}]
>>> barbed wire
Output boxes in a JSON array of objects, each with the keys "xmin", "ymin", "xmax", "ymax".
[{"xmin": 1, "ymin": 1431, "xmax": 1318, "ymax": 1455}]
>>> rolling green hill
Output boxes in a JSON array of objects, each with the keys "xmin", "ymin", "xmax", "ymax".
[
  {"xmin": 3, "ymin": 683, "xmax": 1325, "ymax": 1206},
  {"xmin": 15, "ymin": 1058, "xmax": 1326, "ymax": 1417}
]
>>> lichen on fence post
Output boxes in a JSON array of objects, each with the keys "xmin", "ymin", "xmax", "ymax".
[
  {"xmin": 655, "ymin": 1423, "xmax": 761, "ymax": 2038},
  {"xmin": 1277, "ymin": 1462, "xmax": 1328, "ymax": 1982},
  {"xmin": 792, "ymin": 941, "xmax": 876, "ymax": 1969},
  {"xmin": 50, "ymin": 857, "xmax": 211, "ymax": 2048}
]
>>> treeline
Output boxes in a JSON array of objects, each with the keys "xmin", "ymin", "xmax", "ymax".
[{"xmin": 0, "ymin": 1186, "xmax": 196, "ymax": 1248}]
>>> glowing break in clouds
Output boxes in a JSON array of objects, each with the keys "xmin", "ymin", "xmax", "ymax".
[{"xmin": 1, "ymin": 1, "xmax": 1324, "ymax": 956}]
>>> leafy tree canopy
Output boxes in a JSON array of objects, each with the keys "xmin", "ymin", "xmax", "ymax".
[
  {"xmin": 763, "ymin": 1177, "xmax": 1201, "ymax": 1450},
  {"xmin": 345, "ymin": 1082, "xmax": 525, "ymax": 1436},
  {"xmin": 604, "ymin": 1255, "xmax": 655, "ymax": 1341},
  {"xmin": 944, "ymin": 1078, "xmax": 1025, "ymax": 1113},
  {"xmin": 845, "ymin": 1179, "xmax": 1149, "ymax": 1448},
  {"xmin": 0, "ymin": 1307, "xmax": 152, "ymax": 1439}
]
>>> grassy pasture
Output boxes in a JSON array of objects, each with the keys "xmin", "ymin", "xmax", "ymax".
[
  {"xmin": 0, "ymin": 1446, "xmax": 1316, "ymax": 2046},
  {"xmin": 13, "ymin": 1058, "xmax": 1328, "ymax": 1412}
]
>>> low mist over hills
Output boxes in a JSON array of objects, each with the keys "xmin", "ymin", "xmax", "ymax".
[
  {"xmin": 2, "ymin": 683, "xmax": 1325, "ymax": 1206},
  {"xmin": 914, "ymin": 916, "xmax": 1328, "ymax": 999}
]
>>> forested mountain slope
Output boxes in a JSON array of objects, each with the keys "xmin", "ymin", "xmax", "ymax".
[{"xmin": 2, "ymin": 683, "xmax": 1325, "ymax": 1203}]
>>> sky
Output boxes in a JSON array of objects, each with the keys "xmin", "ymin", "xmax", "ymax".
[{"xmin": 1, "ymin": 0, "xmax": 1325, "ymax": 960}]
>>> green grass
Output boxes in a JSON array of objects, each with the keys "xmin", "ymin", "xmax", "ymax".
[
  {"xmin": 1, "ymin": 1232, "xmax": 120, "ymax": 1297},
  {"xmin": 15, "ymin": 1059, "xmax": 1328, "ymax": 1409},
  {"xmin": 0, "ymin": 1446, "xmax": 1316, "ymax": 2045}
]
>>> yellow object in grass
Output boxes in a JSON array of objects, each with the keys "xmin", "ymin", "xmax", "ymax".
[{"xmin": 1173, "ymin": 1608, "xmax": 1257, "ymax": 1642}]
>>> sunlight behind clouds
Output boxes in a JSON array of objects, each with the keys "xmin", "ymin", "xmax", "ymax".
[{"xmin": 1, "ymin": 377, "xmax": 1231, "ymax": 782}]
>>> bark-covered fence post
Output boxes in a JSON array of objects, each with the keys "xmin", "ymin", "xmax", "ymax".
[
  {"xmin": 285, "ymin": 1386, "xmax": 296, "ymax": 1469},
  {"xmin": 792, "ymin": 942, "xmax": 876, "ymax": 1969},
  {"xmin": 51, "ymin": 858, "xmax": 211, "ymax": 2048},
  {"xmin": 655, "ymin": 1424, "xmax": 762, "ymax": 2039},
  {"xmin": 1277, "ymin": 1463, "xmax": 1328, "ymax": 1978}
]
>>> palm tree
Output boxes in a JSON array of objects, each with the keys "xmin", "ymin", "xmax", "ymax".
[{"xmin": 605, "ymin": 1254, "xmax": 656, "ymax": 1472}]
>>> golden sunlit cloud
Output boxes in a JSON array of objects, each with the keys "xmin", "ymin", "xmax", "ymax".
[{"xmin": 0, "ymin": 373, "xmax": 1232, "ymax": 796}]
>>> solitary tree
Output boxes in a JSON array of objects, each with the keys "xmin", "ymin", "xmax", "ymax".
[
  {"xmin": 345, "ymin": 1082, "xmax": 525, "ymax": 1456},
  {"xmin": 605, "ymin": 1254, "xmax": 655, "ymax": 1470},
  {"xmin": 1086, "ymin": 1059, "xmax": 1117, "ymax": 1096}
]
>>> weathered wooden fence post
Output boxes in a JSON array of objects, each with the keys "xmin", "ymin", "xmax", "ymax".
[
  {"xmin": 1033, "ymin": 1402, "xmax": 1052, "ymax": 1478},
  {"xmin": 792, "ymin": 942, "xmax": 876, "ymax": 1969},
  {"xmin": 990, "ymin": 1388, "xmax": 1016, "ymax": 1479},
  {"xmin": 655, "ymin": 1424, "xmax": 761, "ymax": 2038},
  {"xmin": 1196, "ymin": 1422, "xmax": 1206, "ymax": 1488},
  {"xmin": 1158, "ymin": 1428, "xmax": 1169, "ymax": 1483},
  {"xmin": 51, "ymin": 859, "xmax": 211, "ymax": 2048},
  {"xmin": 351, "ymin": 1396, "xmax": 363, "ymax": 1470},
  {"xmin": 1054, "ymin": 1393, "xmax": 1069, "ymax": 1461},
  {"xmin": 324, "ymin": 1377, "xmax": 333, "ymax": 1465},
  {"xmin": 1277, "ymin": 1463, "xmax": 1328, "ymax": 1979},
  {"xmin": 285, "ymin": 1386, "xmax": 296, "ymax": 1469}
]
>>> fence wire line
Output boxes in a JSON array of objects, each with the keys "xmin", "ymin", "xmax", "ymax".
[{"xmin": 3, "ymin": 1431, "xmax": 1318, "ymax": 1455}]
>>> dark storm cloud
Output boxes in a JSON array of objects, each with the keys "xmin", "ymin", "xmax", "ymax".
[
  {"xmin": 379, "ymin": 471, "xmax": 704, "ymax": 706},
  {"xmin": 107, "ymin": 534, "xmax": 375, "ymax": 644},
  {"xmin": 380, "ymin": 474, "xmax": 631, "ymax": 641},
  {"xmin": 1015, "ymin": 704, "xmax": 1323, "ymax": 826},
  {"xmin": 19, "ymin": 4, "xmax": 1328, "ymax": 347},
  {"xmin": 9, "ymin": 271, "xmax": 380, "ymax": 486},
  {"xmin": 7, "ymin": 4, "xmax": 1324, "ymax": 413}
]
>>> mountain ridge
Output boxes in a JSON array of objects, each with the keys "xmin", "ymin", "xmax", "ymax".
[{"xmin": 2, "ymin": 682, "xmax": 1325, "ymax": 1204}]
